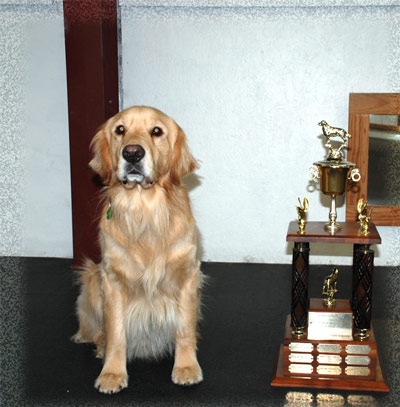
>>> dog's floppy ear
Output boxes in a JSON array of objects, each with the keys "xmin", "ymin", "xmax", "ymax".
[
  {"xmin": 89, "ymin": 123, "xmax": 112, "ymax": 184},
  {"xmin": 170, "ymin": 126, "xmax": 199, "ymax": 185}
]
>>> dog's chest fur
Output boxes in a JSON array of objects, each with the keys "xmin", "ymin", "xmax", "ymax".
[{"xmin": 99, "ymin": 186, "xmax": 194, "ymax": 360}]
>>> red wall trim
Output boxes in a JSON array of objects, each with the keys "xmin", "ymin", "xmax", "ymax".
[{"xmin": 63, "ymin": 0, "xmax": 119, "ymax": 265}]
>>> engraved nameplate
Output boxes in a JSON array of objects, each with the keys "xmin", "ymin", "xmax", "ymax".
[
  {"xmin": 345, "ymin": 366, "xmax": 370, "ymax": 376},
  {"xmin": 289, "ymin": 353, "xmax": 313, "ymax": 363},
  {"xmin": 289, "ymin": 342, "xmax": 313, "ymax": 353},
  {"xmin": 317, "ymin": 354, "xmax": 342, "ymax": 365},
  {"xmin": 285, "ymin": 392, "xmax": 314, "ymax": 403},
  {"xmin": 308, "ymin": 311, "xmax": 353, "ymax": 340},
  {"xmin": 345, "ymin": 355, "xmax": 371, "ymax": 366},
  {"xmin": 317, "ymin": 343, "xmax": 341, "ymax": 354},
  {"xmin": 316, "ymin": 394, "xmax": 345, "ymax": 403},
  {"xmin": 317, "ymin": 365, "xmax": 342, "ymax": 375},
  {"xmin": 347, "ymin": 395, "xmax": 376, "ymax": 405},
  {"xmin": 289, "ymin": 364, "xmax": 313, "ymax": 374},
  {"xmin": 346, "ymin": 345, "xmax": 371, "ymax": 355}
]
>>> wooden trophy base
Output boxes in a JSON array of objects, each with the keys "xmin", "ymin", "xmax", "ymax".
[{"xmin": 271, "ymin": 314, "xmax": 389, "ymax": 392}]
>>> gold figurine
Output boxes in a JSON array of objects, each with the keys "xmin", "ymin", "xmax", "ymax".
[
  {"xmin": 318, "ymin": 120, "xmax": 352, "ymax": 160},
  {"xmin": 322, "ymin": 267, "xmax": 339, "ymax": 308},
  {"xmin": 296, "ymin": 197, "xmax": 309, "ymax": 234},
  {"xmin": 357, "ymin": 198, "xmax": 373, "ymax": 236}
]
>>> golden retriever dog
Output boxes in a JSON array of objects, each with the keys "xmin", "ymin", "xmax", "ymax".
[{"xmin": 72, "ymin": 106, "xmax": 203, "ymax": 394}]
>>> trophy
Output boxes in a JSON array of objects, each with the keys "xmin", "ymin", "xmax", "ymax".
[
  {"xmin": 309, "ymin": 121, "xmax": 361, "ymax": 233},
  {"xmin": 271, "ymin": 121, "xmax": 388, "ymax": 391}
]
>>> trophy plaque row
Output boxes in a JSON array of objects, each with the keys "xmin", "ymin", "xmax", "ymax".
[{"xmin": 271, "ymin": 122, "xmax": 389, "ymax": 392}]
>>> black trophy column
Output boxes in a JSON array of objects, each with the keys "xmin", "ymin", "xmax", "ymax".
[
  {"xmin": 352, "ymin": 244, "xmax": 374, "ymax": 338},
  {"xmin": 291, "ymin": 242, "xmax": 310, "ymax": 335}
]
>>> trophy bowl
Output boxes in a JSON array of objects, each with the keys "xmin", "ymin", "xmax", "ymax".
[{"xmin": 318, "ymin": 162, "xmax": 355, "ymax": 196}]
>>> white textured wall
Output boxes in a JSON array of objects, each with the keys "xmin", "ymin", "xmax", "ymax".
[
  {"xmin": 121, "ymin": 3, "xmax": 400, "ymax": 265},
  {"xmin": 0, "ymin": 1, "xmax": 72, "ymax": 257},
  {"xmin": 1, "ymin": 1, "xmax": 399, "ymax": 265}
]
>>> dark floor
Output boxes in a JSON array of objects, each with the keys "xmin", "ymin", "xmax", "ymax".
[{"xmin": 1, "ymin": 257, "xmax": 400, "ymax": 406}]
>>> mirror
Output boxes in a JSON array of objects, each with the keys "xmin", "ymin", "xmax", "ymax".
[
  {"xmin": 346, "ymin": 93, "xmax": 400, "ymax": 226},
  {"xmin": 368, "ymin": 114, "xmax": 400, "ymax": 206}
]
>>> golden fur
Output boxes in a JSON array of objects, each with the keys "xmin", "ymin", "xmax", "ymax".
[{"xmin": 72, "ymin": 106, "xmax": 203, "ymax": 394}]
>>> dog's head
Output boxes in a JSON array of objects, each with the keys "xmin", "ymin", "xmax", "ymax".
[{"xmin": 89, "ymin": 106, "xmax": 198, "ymax": 189}]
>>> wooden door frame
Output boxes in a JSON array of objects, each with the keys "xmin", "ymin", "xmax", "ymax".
[{"xmin": 63, "ymin": 0, "xmax": 119, "ymax": 265}]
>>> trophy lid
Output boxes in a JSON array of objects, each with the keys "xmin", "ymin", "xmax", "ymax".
[{"xmin": 313, "ymin": 158, "xmax": 356, "ymax": 169}]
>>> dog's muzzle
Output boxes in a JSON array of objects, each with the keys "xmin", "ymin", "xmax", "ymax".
[{"xmin": 120, "ymin": 144, "xmax": 154, "ymax": 188}]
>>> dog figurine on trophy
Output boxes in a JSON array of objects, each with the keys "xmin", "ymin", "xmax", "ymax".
[{"xmin": 318, "ymin": 120, "xmax": 352, "ymax": 160}]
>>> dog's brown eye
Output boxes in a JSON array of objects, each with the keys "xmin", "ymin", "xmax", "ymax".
[
  {"xmin": 151, "ymin": 127, "xmax": 163, "ymax": 137},
  {"xmin": 115, "ymin": 125, "xmax": 125, "ymax": 135}
]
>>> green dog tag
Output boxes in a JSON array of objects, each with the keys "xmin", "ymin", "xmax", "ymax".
[{"xmin": 106, "ymin": 204, "xmax": 113, "ymax": 220}]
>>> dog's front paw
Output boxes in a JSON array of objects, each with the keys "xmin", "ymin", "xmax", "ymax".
[
  {"xmin": 172, "ymin": 363, "xmax": 203, "ymax": 386},
  {"xmin": 95, "ymin": 372, "xmax": 128, "ymax": 394}
]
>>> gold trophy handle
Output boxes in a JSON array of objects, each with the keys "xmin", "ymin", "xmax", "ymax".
[
  {"xmin": 309, "ymin": 165, "xmax": 320, "ymax": 180},
  {"xmin": 349, "ymin": 168, "xmax": 361, "ymax": 182}
]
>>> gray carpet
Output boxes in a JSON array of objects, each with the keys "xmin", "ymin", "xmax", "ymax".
[{"xmin": 1, "ymin": 257, "xmax": 399, "ymax": 406}]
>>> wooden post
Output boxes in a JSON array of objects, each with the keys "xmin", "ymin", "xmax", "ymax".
[
  {"xmin": 291, "ymin": 242, "xmax": 309, "ymax": 332},
  {"xmin": 63, "ymin": 0, "xmax": 119, "ymax": 264}
]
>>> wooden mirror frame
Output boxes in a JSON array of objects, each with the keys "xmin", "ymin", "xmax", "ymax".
[{"xmin": 346, "ymin": 93, "xmax": 400, "ymax": 226}]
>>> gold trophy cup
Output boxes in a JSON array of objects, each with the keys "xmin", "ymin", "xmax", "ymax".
[{"xmin": 309, "ymin": 121, "xmax": 361, "ymax": 232}]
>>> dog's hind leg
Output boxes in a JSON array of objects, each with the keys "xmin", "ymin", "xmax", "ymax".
[
  {"xmin": 93, "ymin": 331, "xmax": 105, "ymax": 359},
  {"xmin": 72, "ymin": 260, "xmax": 104, "ymax": 345}
]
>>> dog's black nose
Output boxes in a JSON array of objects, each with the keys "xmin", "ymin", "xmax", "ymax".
[{"xmin": 122, "ymin": 144, "xmax": 145, "ymax": 164}]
